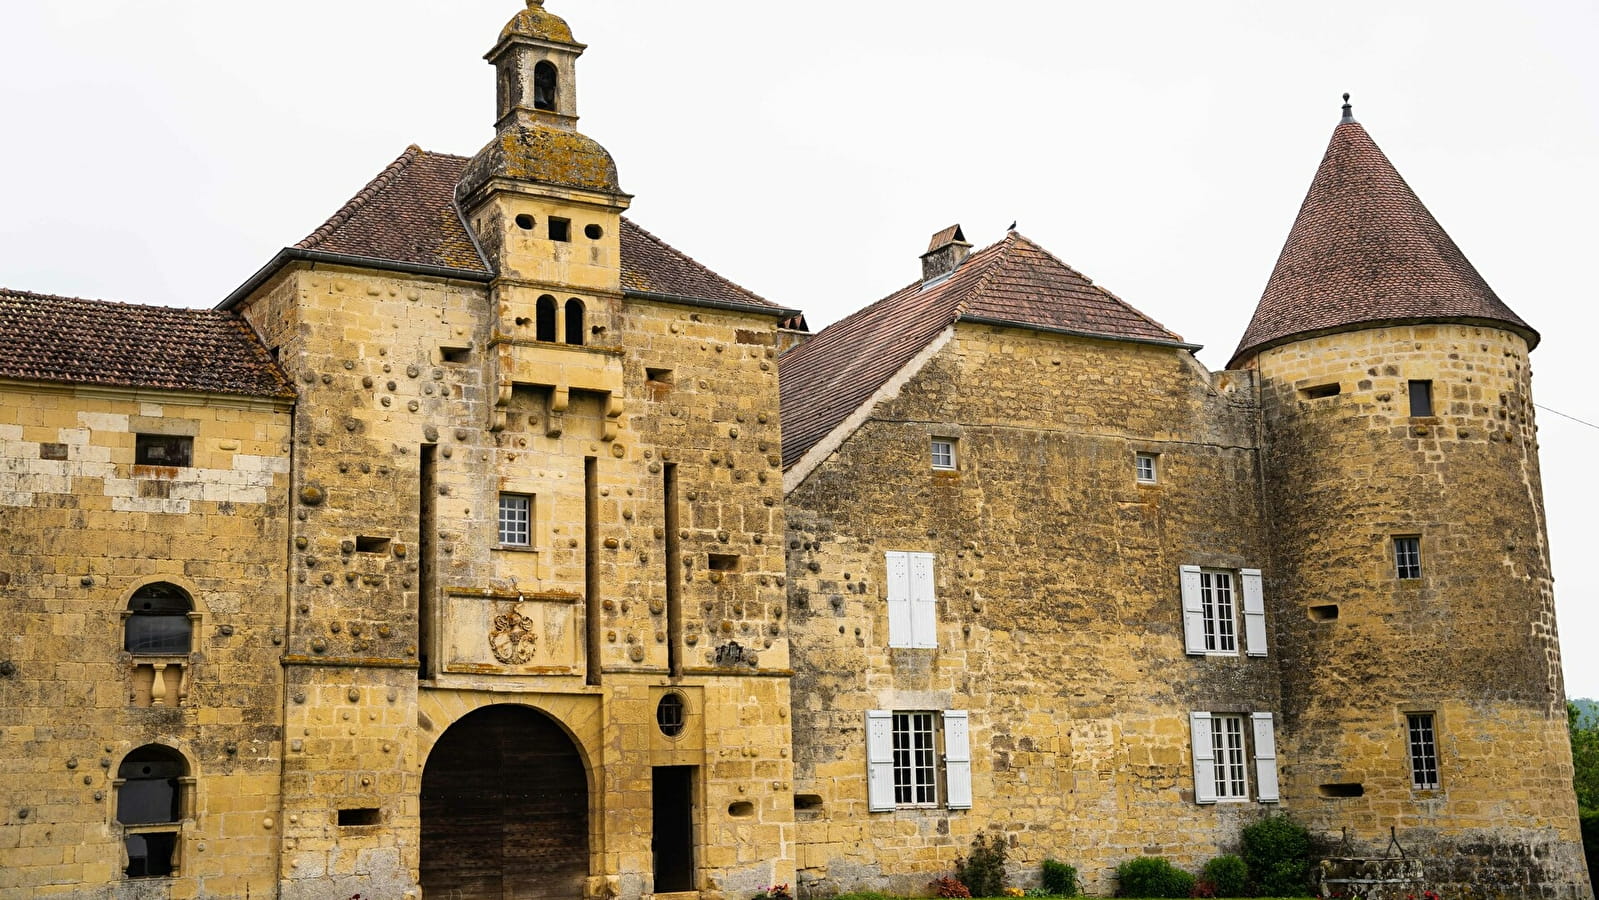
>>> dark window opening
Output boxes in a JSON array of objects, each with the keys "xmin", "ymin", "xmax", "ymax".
[
  {"xmin": 653, "ymin": 767, "xmax": 696, "ymax": 892},
  {"xmin": 124, "ymin": 831, "xmax": 178, "ymax": 879},
  {"xmin": 1300, "ymin": 382, "xmax": 1341, "ymax": 400},
  {"xmin": 549, "ymin": 217, "xmax": 571, "ymax": 243},
  {"xmin": 657, "ymin": 693, "xmax": 686, "ymax": 737},
  {"xmin": 118, "ymin": 744, "xmax": 186, "ymax": 880},
  {"xmin": 565, "ymin": 299, "xmax": 586, "ymax": 346},
  {"xmin": 708, "ymin": 553, "xmax": 740, "ymax": 572},
  {"xmin": 727, "ymin": 801, "xmax": 754, "ymax": 817},
  {"xmin": 536, "ymin": 295, "xmax": 558, "ymax": 343},
  {"xmin": 356, "ymin": 536, "xmax": 391, "ymax": 554},
  {"xmin": 794, "ymin": 793, "xmax": 824, "ymax": 811},
  {"xmin": 338, "ymin": 808, "xmax": 381, "ymax": 827},
  {"xmin": 125, "ymin": 583, "xmax": 193, "ymax": 655},
  {"xmin": 135, "ymin": 434, "xmax": 192, "ymax": 467},
  {"xmin": 515, "ymin": 214, "xmax": 536, "ymax": 230},
  {"xmin": 646, "ymin": 367, "xmax": 674, "ymax": 385},
  {"xmin": 585, "ymin": 223, "xmax": 604, "ymax": 240},
  {"xmin": 1409, "ymin": 380, "xmax": 1434, "ymax": 417},
  {"xmin": 1395, "ymin": 536, "xmax": 1422, "ymax": 580},
  {"xmin": 1309, "ymin": 604, "xmax": 1340, "ymax": 622},
  {"xmin": 440, "ymin": 346, "xmax": 470, "ymax": 364},
  {"xmin": 1318, "ymin": 783, "xmax": 1365, "ymax": 798},
  {"xmin": 533, "ymin": 61, "xmax": 558, "ymax": 111}
]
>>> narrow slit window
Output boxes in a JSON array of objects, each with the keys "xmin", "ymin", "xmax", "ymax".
[
  {"xmin": 535, "ymin": 295, "xmax": 558, "ymax": 343},
  {"xmin": 1407, "ymin": 713, "xmax": 1439, "ymax": 789},
  {"xmin": 338, "ymin": 808, "xmax": 381, "ymax": 827},
  {"xmin": 355, "ymin": 536, "xmax": 390, "ymax": 554},
  {"xmin": 708, "ymin": 553, "xmax": 740, "ymax": 572},
  {"xmin": 1309, "ymin": 604, "xmax": 1340, "ymax": 622},
  {"xmin": 1394, "ymin": 536, "xmax": 1422, "ymax": 580},
  {"xmin": 565, "ymin": 299, "xmax": 586, "ymax": 346},
  {"xmin": 1301, "ymin": 382, "xmax": 1341, "ymax": 400},
  {"xmin": 498, "ymin": 494, "xmax": 532, "ymax": 547},
  {"xmin": 440, "ymin": 346, "xmax": 470, "ymax": 364},
  {"xmin": 1409, "ymin": 380, "xmax": 1434, "ymax": 417},
  {"xmin": 931, "ymin": 439, "xmax": 956, "ymax": 471}
]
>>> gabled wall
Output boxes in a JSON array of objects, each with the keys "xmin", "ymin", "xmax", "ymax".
[{"xmin": 784, "ymin": 322, "xmax": 1272, "ymax": 896}]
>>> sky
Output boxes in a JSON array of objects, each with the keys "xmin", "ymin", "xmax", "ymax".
[{"xmin": 2, "ymin": 1, "xmax": 1597, "ymax": 692}]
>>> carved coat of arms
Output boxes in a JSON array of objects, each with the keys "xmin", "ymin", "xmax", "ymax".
[{"xmin": 488, "ymin": 611, "xmax": 538, "ymax": 665}]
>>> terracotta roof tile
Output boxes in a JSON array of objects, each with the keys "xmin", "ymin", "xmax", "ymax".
[
  {"xmin": 1231, "ymin": 118, "xmax": 1535, "ymax": 367},
  {"xmin": 780, "ymin": 232, "xmax": 1185, "ymax": 468},
  {"xmin": 0, "ymin": 288, "xmax": 294, "ymax": 399},
  {"xmin": 296, "ymin": 147, "xmax": 778, "ymax": 310}
]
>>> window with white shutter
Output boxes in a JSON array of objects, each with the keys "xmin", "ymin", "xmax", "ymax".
[
  {"xmin": 866, "ymin": 710, "xmax": 896, "ymax": 811},
  {"xmin": 1252, "ymin": 712, "xmax": 1279, "ymax": 802},
  {"xmin": 1241, "ymin": 569, "xmax": 1267, "ymax": 657},
  {"xmin": 1180, "ymin": 566, "xmax": 1206, "ymax": 655},
  {"xmin": 1190, "ymin": 711, "xmax": 1217, "ymax": 804},
  {"xmin": 944, "ymin": 710, "xmax": 972, "ymax": 810},
  {"xmin": 886, "ymin": 551, "xmax": 937, "ymax": 649}
]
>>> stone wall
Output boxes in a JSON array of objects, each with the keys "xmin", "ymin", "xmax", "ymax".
[
  {"xmin": 785, "ymin": 323, "xmax": 1275, "ymax": 896},
  {"xmin": 0, "ymin": 384, "xmax": 292, "ymax": 898}
]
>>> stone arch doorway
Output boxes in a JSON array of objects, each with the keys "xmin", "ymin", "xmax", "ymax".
[{"xmin": 421, "ymin": 704, "xmax": 590, "ymax": 900}]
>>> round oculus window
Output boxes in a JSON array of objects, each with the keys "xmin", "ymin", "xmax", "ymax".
[{"xmin": 656, "ymin": 693, "xmax": 686, "ymax": 737}]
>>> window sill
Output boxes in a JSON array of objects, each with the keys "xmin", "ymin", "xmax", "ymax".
[{"xmin": 494, "ymin": 544, "xmax": 538, "ymax": 554}]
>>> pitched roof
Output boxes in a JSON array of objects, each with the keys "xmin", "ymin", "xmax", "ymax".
[
  {"xmin": 291, "ymin": 146, "xmax": 778, "ymax": 311},
  {"xmin": 0, "ymin": 289, "xmax": 294, "ymax": 399},
  {"xmin": 780, "ymin": 231, "xmax": 1188, "ymax": 469},
  {"xmin": 1231, "ymin": 116, "xmax": 1536, "ymax": 367}
]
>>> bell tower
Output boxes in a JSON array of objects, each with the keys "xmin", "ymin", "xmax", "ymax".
[{"xmin": 457, "ymin": 0, "xmax": 632, "ymax": 435}]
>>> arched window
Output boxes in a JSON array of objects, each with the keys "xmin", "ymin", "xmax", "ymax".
[
  {"xmin": 536, "ymin": 296, "xmax": 558, "ymax": 342},
  {"xmin": 117, "ymin": 745, "xmax": 188, "ymax": 878},
  {"xmin": 534, "ymin": 61, "xmax": 558, "ymax": 112},
  {"xmin": 124, "ymin": 583, "xmax": 192, "ymax": 656},
  {"xmin": 565, "ymin": 299, "xmax": 586, "ymax": 346}
]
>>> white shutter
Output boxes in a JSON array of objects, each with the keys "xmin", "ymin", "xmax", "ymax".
[
  {"xmin": 910, "ymin": 552, "xmax": 938, "ymax": 649},
  {"xmin": 1191, "ymin": 711, "xmax": 1217, "ymax": 804},
  {"xmin": 1252, "ymin": 712, "xmax": 1280, "ymax": 803},
  {"xmin": 1241, "ymin": 569, "xmax": 1268, "ymax": 657},
  {"xmin": 944, "ymin": 710, "xmax": 972, "ymax": 810},
  {"xmin": 867, "ymin": 710, "xmax": 896, "ymax": 811},
  {"xmin": 1180, "ymin": 566, "xmax": 1206, "ymax": 655},
  {"xmin": 886, "ymin": 553, "xmax": 912, "ymax": 648}
]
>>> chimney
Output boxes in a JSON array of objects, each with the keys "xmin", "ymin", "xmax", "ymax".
[{"xmin": 921, "ymin": 225, "xmax": 971, "ymax": 283}]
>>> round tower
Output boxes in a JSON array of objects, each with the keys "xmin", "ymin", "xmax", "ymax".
[{"xmin": 1232, "ymin": 97, "xmax": 1589, "ymax": 900}]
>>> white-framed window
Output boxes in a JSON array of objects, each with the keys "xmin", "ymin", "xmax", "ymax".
[
  {"xmin": 931, "ymin": 439, "xmax": 956, "ymax": 471},
  {"xmin": 498, "ymin": 493, "xmax": 532, "ymax": 547},
  {"xmin": 1191, "ymin": 711, "xmax": 1278, "ymax": 805},
  {"xmin": 1407, "ymin": 713, "xmax": 1439, "ymax": 789},
  {"xmin": 1394, "ymin": 536, "xmax": 1421, "ymax": 580},
  {"xmin": 866, "ymin": 709, "xmax": 971, "ymax": 811},
  {"xmin": 885, "ymin": 551, "xmax": 937, "ymax": 648},
  {"xmin": 1181, "ymin": 566, "xmax": 1267, "ymax": 657},
  {"xmin": 1136, "ymin": 452, "xmax": 1158, "ymax": 483}
]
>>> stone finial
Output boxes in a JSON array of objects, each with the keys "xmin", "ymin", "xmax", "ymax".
[
  {"xmin": 527, "ymin": 0, "xmax": 545, "ymax": 7},
  {"xmin": 1340, "ymin": 92, "xmax": 1357, "ymax": 125}
]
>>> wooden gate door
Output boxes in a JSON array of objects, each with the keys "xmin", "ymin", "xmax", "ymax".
[{"xmin": 421, "ymin": 705, "xmax": 589, "ymax": 900}]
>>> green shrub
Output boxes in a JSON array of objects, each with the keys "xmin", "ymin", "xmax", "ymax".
[
  {"xmin": 1041, "ymin": 859, "xmax": 1079, "ymax": 897},
  {"xmin": 1240, "ymin": 816, "xmax": 1310, "ymax": 897},
  {"xmin": 1201, "ymin": 855, "xmax": 1248, "ymax": 898},
  {"xmin": 1115, "ymin": 856, "xmax": 1195, "ymax": 898},
  {"xmin": 1580, "ymin": 808, "xmax": 1599, "ymax": 900},
  {"xmin": 957, "ymin": 834, "xmax": 1008, "ymax": 898}
]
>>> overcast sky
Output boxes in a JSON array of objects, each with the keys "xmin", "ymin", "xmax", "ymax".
[{"xmin": 3, "ymin": 1, "xmax": 1596, "ymax": 694}]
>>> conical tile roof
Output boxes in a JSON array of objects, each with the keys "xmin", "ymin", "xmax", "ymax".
[{"xmin": 1230, "ymin": 109, "xmax": 1536, "ymax": 368}]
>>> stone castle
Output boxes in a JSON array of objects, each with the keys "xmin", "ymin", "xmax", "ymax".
[{"xmin": 0, "ymin": 3, "xmax": 1587, "ymax": 899}]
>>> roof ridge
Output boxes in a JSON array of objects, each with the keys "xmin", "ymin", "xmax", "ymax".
[
  {"xmin": 621, "ymin": 217, "xmax": 776, "ymax": 307},
  {"xmin": 0, "ymin": 286, "xmax": 226, "ymax": 315},
  {"xmin": 296, "ymin": 145, "xmax": 425, "ymax": 251},
  {"xmin": 1007, "ymin": 232, "xmax": 1186, "ymax": 342}
]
